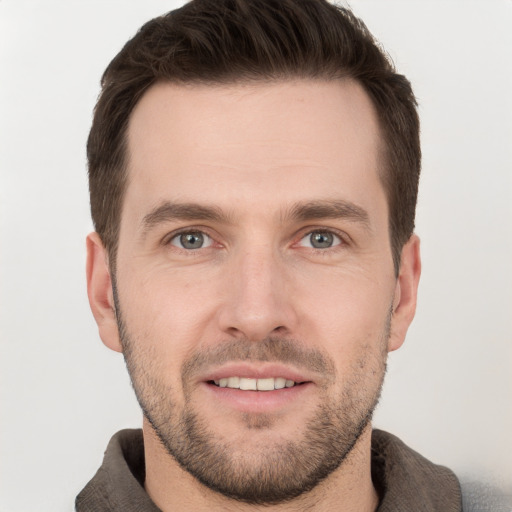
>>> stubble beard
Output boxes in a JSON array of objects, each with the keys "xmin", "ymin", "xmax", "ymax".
[{"xmin": 114, "ymin": 292, "xmax": 390, "ymax": 505}]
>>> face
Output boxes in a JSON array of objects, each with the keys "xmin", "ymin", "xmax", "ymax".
[{"xmin": 88, "ymin": 79, "xmax": 420, "ymax": 504}]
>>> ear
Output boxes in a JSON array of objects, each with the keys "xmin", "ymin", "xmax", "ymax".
[
  {"xmin": 86, "ymin": 232, "xmax": 122, "ymax": 353},
  {"xmin": 388, "ymin": 234, "xmax": 421, "ymax": 352}
]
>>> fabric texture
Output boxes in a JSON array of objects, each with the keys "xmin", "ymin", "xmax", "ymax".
[
  {"xmin": 371, "ymin": 430, "xmax": 461, "ymax": 511},
  {"xmin": 75, "ymin": 428, "xmax": 462, "ymax": 511}
]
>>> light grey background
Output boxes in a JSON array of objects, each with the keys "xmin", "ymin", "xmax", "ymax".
[{"xmin": 1, "ymin": 1, "xmax": 511, "ymax": 510}]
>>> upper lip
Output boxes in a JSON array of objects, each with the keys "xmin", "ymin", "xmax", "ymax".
[{"xmin": 201, "ymin": 363, "xmax": 313, "ymax": 384}]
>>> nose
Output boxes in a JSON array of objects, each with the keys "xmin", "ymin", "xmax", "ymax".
[{"xmin": 217, "ymin": 246, "xmax": 299, "ymax": 341}]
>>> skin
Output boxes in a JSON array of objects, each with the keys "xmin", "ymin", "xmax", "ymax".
[{"xmin": 87, "ymin": 79, "xmax": 421, "ymax": 511}]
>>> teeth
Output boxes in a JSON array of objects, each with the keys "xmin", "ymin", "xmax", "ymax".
[
  {"xmin": 239, "ymin": 377, "xmax": 257, "ymax": 390},
  {"xmin": 227, "ymin": 376, "xmax": 240, "ymax": 388},
  {"xmin": 256, "ymin": 378, "xmax": 275, "ymax": 391},
  {"xmin": 274, "ymin": 377, "xmax": 286, "ymax": 389},
  {"xmin": 212, "ymin": 377, "xmax": 298, "ymax": 391}
]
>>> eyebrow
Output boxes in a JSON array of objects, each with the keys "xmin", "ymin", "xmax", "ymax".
[
  {"xmin": 140, "ymin": 201, "xmax": 231, "ymax": 236},
  {"xmin": 285, "ymin": 199, "xmax": 371, "ymax": 229},
  {"xmin": 140, "ymin": 198, "xmax": 371, "ymax": 236}
]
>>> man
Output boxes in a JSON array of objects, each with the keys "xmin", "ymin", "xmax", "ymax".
[{"xmin": 77, "ymin": 0, "xmax": 462, "ymax": 510}]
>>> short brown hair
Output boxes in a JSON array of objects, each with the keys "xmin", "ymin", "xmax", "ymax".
[{"xmin": 88, "ymin": 0, "xmax": 420, "ymax": 274}]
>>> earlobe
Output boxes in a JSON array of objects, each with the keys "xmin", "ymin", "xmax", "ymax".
[
  {"xmin": 388, "ymin": 234, "xmax": 421, "ymax": 352},
  {"xmin": 86, "ymin": 232, "xmax": 123, "ymax": 353}
]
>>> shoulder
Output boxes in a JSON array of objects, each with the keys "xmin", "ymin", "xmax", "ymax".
[{"xmin": 371, "ymin": 429, "xmax": 462, "ymax": 511}]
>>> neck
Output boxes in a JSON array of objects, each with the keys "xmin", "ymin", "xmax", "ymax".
[{"xmin": 143, "ymin": 418, "xmax": 379, "ymax": 512}]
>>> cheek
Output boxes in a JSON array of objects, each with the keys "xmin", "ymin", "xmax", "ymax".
[
  {"xmin": 116, "ymin": 274, "xmax": 207, "ymax": 410},
  {"xmin": 117, "ymin": 264, "xmax": 220, "ymax": 354},
  {"xmin": 296, "ymin": 268, "xmax": 393, "ymax": 354},
  {"xmin": 117, "ymin": 250, "xmax": 395, "ymax": 372}
]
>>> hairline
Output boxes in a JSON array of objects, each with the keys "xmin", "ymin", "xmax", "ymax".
[{"xmin": 107, "ymin": 75, "xmax": 400, "ymax": 275}]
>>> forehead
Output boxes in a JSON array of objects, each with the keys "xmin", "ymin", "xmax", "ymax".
[{"xmin": 124, "ymin": 79, "xmax": 385, "ymax": 224}]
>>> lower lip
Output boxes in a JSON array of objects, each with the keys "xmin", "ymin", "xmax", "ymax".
[{"xmin": 201, "ymin": 382, "xmax": 313, "ymax": 413}]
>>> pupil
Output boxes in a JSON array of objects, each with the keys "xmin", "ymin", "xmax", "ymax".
[
  {"xmin": 181, "ymin": 232, "xmax": 203, "ymax": 249},
  {"xmin": 311, "ymin": 232, "xmax": 333, "ymax": 248}
]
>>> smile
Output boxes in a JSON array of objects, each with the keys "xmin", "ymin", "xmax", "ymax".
[
  {"xmin": 212, "ymin": 377, "xmax": 299, "ymax": 390},
  {"xmin": 203, "ymin": 369, "xmax": 314, "ymax": 413}
]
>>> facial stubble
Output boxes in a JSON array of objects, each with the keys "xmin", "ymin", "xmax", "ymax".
[{"xmin": 114, "ymin": 286, "xmax": 390, "ymax": 505}]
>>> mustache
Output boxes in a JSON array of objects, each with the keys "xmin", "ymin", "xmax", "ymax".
[{"xmin": 181, "ymin": 336, "xmax": 336, "ymax": 381}]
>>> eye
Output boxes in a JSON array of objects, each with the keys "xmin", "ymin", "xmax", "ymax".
[
  {"xmin": 170, "ymin": 231, "xmax": 213, "ymax": 250},
  {"xmin": 299, "ymin": 230, "xmax": 342, "ymax": 249}
]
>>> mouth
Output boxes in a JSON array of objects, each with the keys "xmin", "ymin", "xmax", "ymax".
[
  {"xmin": 209, "ymin": 376, "xmax": 305, "ymax": 391},
  {"xmin": 200, "ymin": 364, "xmax": 315, "ymax": 414}
]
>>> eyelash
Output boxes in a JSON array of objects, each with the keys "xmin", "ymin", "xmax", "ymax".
[
  {"xmin": 296, "ymin": 228, "xmax": 348, "ymax": 252},
  {"xmin": 162, "ymin": 227, "xmax": 349, "ymax": 253},
  {"xmin": 163, "ymin": 228, "xmax": 218, "ymax": 252}
]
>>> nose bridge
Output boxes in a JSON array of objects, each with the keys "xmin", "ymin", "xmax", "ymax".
[
  {"xmin": 218, "ymin": 242, "xmax": 296, "ymax": 340},
  {"xmin": 240, "ymin": 244, "xmax": 274, "ymax": 293}
]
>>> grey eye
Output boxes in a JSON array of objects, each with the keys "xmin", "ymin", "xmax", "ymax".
[
  {"xmin": 299, "ymin": 231, "xmax": 341, "ymax": 249},
  {"xmin": 170, "ymin": 231, "xmax": 212, "ymax": 250}
]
